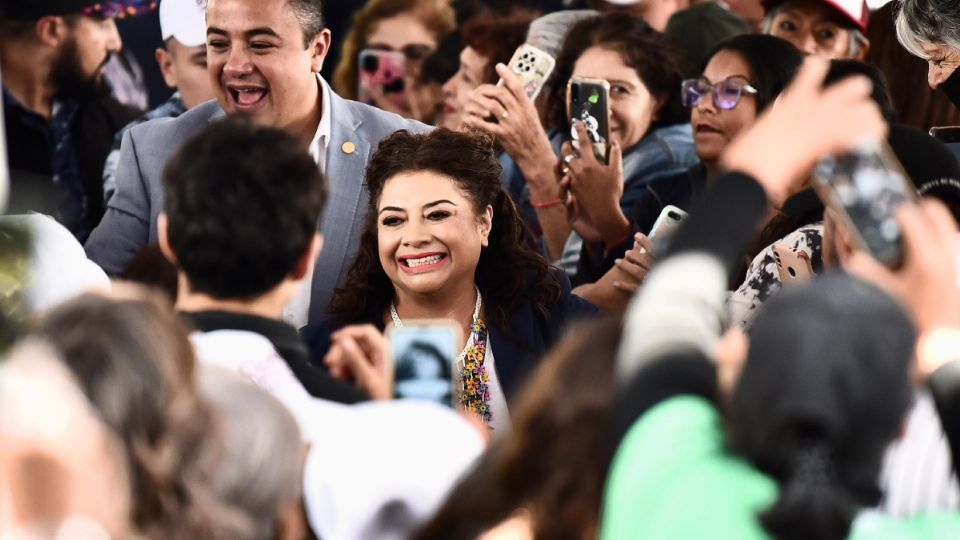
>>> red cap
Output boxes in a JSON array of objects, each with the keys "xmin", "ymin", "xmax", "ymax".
[{"xmin": 762, "ymin": 0, "xmax": 869, "ymax": 33}]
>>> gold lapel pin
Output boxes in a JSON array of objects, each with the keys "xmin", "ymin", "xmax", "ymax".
[{"xmin": 341, "ymin": 142, "xmax": 356, "ymax": 155}]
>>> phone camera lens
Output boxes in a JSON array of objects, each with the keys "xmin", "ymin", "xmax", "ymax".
[
  {"xmin": 361, "ymin": 55, "xmax": 380, "ymax": 73},
  {"xmin": 788, "ymin": 267, "xmax": 797, "ymax": 278}
]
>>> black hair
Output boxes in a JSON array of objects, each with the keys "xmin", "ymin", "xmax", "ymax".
[
  {"xmin": 823, "ymin": 59, "xmax": 896, "ymax": 123},
  {"xmin": 163, "ymin": 116, "xmax": 326, "ymax": 300},
  {"xmin": 330, "ymin": 129, "xmax": 562, "ymax": 332},
  {"xmin": 701, "ymin": 34, "xmax": 804, "ymax": 113},
  {"xmin": 396, "ymin": 340, "xmax": 452, "ymax": 380}
]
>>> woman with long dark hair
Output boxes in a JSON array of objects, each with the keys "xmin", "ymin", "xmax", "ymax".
[{"xmin": 303, "ymin": 128, "xmax": 594, "ymax": 431}]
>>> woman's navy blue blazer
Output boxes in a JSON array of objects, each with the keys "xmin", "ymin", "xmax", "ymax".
[{"xmin": 301, "ymin": 269, "xmax": 597, "ymax": 403}]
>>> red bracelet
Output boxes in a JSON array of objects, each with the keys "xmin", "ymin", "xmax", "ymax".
[
  {"xmin": 605, "ymin": 223, "xmax": 634, "ymax": 256},
  {"xmin": 531, "ymin": 198, "xmax": 563, "ymax": 209}
]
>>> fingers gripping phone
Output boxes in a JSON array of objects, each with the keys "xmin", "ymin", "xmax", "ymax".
[
  {"xmin": 567, "ymin": 77, "xmax": 610, "ymax": 164},
  {"xmin": 358, "ymin": 49, "xmax": 407, "ymax": 106},
  {"xmin": 386, "ymin": 320, "xmax": 461, "ymax": 408},
  {"xmin": 500, "ymin": 44, "xmax": 556, "ymax": 101},
  {"xmin": 647, "ymin": 205, "xmax": 688, "ymax": 253},
  {"xmin": 812, "ymin": 141, "xmax": 916, "ymax": 268},
  {"xmin": 772, "ymin": 244, "xmax": 814, "ymax": 284}
]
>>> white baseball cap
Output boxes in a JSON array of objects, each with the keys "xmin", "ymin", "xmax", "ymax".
[{"xmin": 159, "ymin": 0, "xmax": 207, "ymax": 48}]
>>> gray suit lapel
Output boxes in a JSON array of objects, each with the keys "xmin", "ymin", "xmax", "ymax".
[{"xmin": 310, "ymin": 91, "xmax": 370, "ymax": 320}]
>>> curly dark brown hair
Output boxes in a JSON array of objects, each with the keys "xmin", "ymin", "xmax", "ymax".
[
  {"xmin": 329, "ymin": 128, "xmax": 561, "ymax": 332},
  {"xmin": 545, "ymin": 12, "xmax": 688, "ymax": 135}
]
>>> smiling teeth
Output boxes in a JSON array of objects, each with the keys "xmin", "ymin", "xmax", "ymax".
[{"xmin": 406, "ymin": 255, "xmax": 443, "ymax": 267}]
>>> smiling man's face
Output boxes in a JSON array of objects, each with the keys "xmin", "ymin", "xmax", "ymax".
[{"xmin": 205, "ymin": 0, "xmax": 329, "ymax": 131}]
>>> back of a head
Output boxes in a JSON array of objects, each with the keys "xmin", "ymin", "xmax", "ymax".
[
  {"xmin": 703, "ymin": 34, "xmax": 804, "ymax": 113},
  {"xmin": 824, "ymin": 59, "xmax": 896, "ymax": 123},
  {"xmin": 28, "ymin": 290, "xmax": 218, "ymax": 538},
  {"xmin": 199, "ymin": 366, "xmax": 304, "ymax": 540},
  {"xmin": 730, "ymin": 273, "xmax": 916, "ymax": 540},
  {"xmin": 162, "ymin": 116, "xmax": 327, "ymax": 300}
]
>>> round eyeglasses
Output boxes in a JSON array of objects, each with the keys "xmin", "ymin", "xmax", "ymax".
[{"xmin": 681, "ymin": 77, "xmax": 758, "ymax": 110}]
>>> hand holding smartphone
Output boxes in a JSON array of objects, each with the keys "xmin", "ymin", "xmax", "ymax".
[
  {"xmin": 567, "ymin": 77, "xmax": 610, "ymax": 164},
  {"xmin": 813, "ymin": 141, "xmax": 916, "ymax": 268},
  {"xmin": 499, "ymin": 44, "xmax": 556, "ymax": 101},
  {"xmin": 386, "ymin": 320, "xmax": 461, "ymax": 408}
]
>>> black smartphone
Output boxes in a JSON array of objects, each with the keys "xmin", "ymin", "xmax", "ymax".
[
  {"xmin": 386, "ymin": 320, "xmax": 461, "ymax": 408},
  {"xmin": 930, "ymin": 126, "xmax": 960, "ymax": 164},
  {"xmin": 567, "ymin": 77, "xmax": 610, "ymax": 164},
  {"xmin": 812, "ymin": 141, "xmax": 916, "ymax": 268}
]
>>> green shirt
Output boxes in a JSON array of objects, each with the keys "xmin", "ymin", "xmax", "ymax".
[{"xmin": 601, "ymin": 396, "xmax": 960, "ymax": 539}]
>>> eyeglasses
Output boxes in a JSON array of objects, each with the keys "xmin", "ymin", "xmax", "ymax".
[{"xmin": 681, "ymin": 77, "xmax": 758, "ymax": 110}]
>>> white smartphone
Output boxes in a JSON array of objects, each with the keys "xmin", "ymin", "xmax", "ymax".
[
  {"xmin": 771, "ymin": 243, "xmax": 814, "ymax": 284},
  {"xmin": 385, "ymin": 320, "xmax": 461, "ymax": 408},
  {"xmin": 499, "ymin": 44, "xmax": 556, "ymax": 101},
  {"xmin": 649, "ymin": 205, "xmax": 688, "ymax": 241}
]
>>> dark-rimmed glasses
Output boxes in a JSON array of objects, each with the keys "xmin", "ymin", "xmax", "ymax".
[{"xmin": 681, "ymin": 76, "xmax": 758, "ymax": 110}]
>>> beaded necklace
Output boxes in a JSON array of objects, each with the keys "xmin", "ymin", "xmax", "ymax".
[{"xmin": 390, "ymin": 287, "xmax": 492, "ymax": 424}]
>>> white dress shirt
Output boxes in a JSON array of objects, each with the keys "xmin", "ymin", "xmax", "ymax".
[{"xmin": 282, "ymin": 75, "xmax": 333, "ymax": 329}]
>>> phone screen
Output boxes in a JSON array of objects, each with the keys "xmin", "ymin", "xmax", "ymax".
[
  {"xmin": 813, "ymin": 142, "xmax": 915, "ymax": 267},
  {"xmin": 568, "ymin": 79, "xmax": 610, "ymax": 164},
  {"xmin": 388, "ymin": 322, "xmax": 459, "ymax": 408}
]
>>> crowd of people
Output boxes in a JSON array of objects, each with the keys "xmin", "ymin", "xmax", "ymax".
[{"xmin": 7, "ymin": 0, "xmax": 960, "ymax": 538}]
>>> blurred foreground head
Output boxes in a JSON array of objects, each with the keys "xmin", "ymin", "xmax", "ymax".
[
  {"xmin": 24, "ymin": 290, "xmax": 223, "ymax": 539},
  {"xmin": 730, "ymin": 273, "xmax": 916, "ymax": 540}
]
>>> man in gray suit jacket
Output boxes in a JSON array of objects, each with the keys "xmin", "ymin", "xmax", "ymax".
[{"xmin": 84, "ymin": 0, "xmax": 428, "ymax": 326}]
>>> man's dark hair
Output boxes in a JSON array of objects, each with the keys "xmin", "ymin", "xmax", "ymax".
[
  {"xmin": 163, "ymin": 117, "xmax": 326, "ymax": 300},
  {"xmin": 289, "ymin": 0, "xmax": 326, "ymax": 47}
]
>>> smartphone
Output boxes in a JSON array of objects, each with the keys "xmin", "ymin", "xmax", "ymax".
[
  {"xmin": 649, "ymin": 205, "xmax": 688, "ymax": 241},
  {"xmin": 499, "ymin": 44, "xmax": 556, "ymax": 101},
  {"xmin": 929, "ymin": 126, "xmax": 960, "ymax": 164},
  {"xmin": 567, "ymin": 77, "xmax": 610, "ymax": 164},
  {"xmin": 358, "ymin": 49, "xmax": 407, "ymax": 107},
  {"xmin": 812, "ymin": 141, "xmax": 916, "ymax": 268},
  {"xmin": 386, "ymin": 320, "xmax": 461, "ymax": 408},
  {"xmin": 772, "ymin": 243, "xmax": 814, "ymax": 284}
]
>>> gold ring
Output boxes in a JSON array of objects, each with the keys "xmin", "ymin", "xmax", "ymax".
[
  {"xmin": 501, "ymin": 110, "xmax": 509, "ymax": 120},
  {"xmin": 564, "ymin": 154, "xmax": 576, "ymax": 164},
  {"xmin": 561, "ymin": 164, "xmax": 571, "ymax": 175}
]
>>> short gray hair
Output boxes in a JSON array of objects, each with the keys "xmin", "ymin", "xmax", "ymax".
[
  {"xmin": 894, "ymin": 0, "xmax": 960, "ymax": 59},
  {"xmin": 761, "ymin": 3, "xmax": 869, "ymax": 59},
  {"xmin": 199, "ymin": 367, "xmax": 304, "ymax": 540}
]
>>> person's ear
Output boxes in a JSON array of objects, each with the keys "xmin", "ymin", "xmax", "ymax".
[
  {"xmin": 853, "ymin": 37, "xmax": 870, "ymax": 61},
  {"xmin": 157, "ymin": 213, "xmax": 179, "ymax": 265},
  {"xmin": 34, "ymin": 16, "xmax": 68, "ymax": 48},
  {"xmin": 291, "ymin": 233, "xmax": 323, "ymax": 281},
  {"xmin": 155, "ymin": 47, "xmax": 178, "ymax": 89},
  {"xmin": 479, "ymin": 205, "xmax": 493, "ymax": 247},
  {"xmin": 309, "ymin": 28, "xmax": 332, "ymax": 73}
]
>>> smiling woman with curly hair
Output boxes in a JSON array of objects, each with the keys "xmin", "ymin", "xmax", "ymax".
[{"xmin": 303, "ymin": 128, "xmax": 595, "ymax": 432}]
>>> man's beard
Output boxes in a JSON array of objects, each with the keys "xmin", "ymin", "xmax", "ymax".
[{"xmin": 50, "ymin": 38, "xmax": 109, "ymax": 101}]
